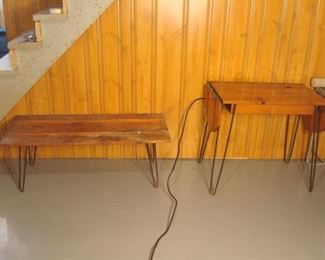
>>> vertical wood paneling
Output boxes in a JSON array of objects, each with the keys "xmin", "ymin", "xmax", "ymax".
[
  {"xmin": 61, "ymin": 36, "xmax": 91, "ymax": 157},
  {"xmin": 155, "ymin": 0, "xmax": 184, "ymax": 157},
  {"xmin": 222, "ymin": 1, "xmax": 250, "ymax": 158},
  {"xmin": 134, "ymin": 0, "xmax": 154, "ymax": 157},
  {"xmin": 181, "ymin": 0, "xmax": 208, "ymax": 157},
  {"xmin": 100, "ymin": 1, "xmax": 122, "ymax": 158},
  {"xmin": 1, "ymin": 0, "xmax": 324, "ymax": 159},
  {"xmin": 132, "ymin": 0, "xmax": 149, "ymax": 158},
  {"xmin": 118, "ymin": 0, "xmax": 136, "ymax": 157},
  {"xmin": 150, "ymin": 0, "xmax": 158, "ymax": 114},
  {"xmin": 252, "ymin": 1, "xmax": 284, "ymax": 158},
  {"xmin": 24, "ymin": 74, "xmax": 54, "ymax": 157},
  {"xmin": 46, "ymin": 59, "xmax": 70, "ymax": 157},
  {"xmin": 207, "ymin": 0, "xmax": 226, "ymax": 80},
  {"xmin": 83, "ymin": 22, "xmax": 104, "ymax": 157}
]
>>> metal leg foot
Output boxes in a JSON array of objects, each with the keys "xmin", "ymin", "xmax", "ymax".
[{"xmin": 146, "ymin": 143, "xmax": 159, "ymax": 188}]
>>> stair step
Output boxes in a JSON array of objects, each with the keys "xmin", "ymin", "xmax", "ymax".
[
  {"xmin": 0, "ymin": 52, "xmax": 17, "ymax": 75},
  {"xmin": 33, "ymin": 8, "xmax": 68, "ymax": 22},
  {"xmin": 8, "ymin": 29, "xmax": 42, "ymax": 50}
]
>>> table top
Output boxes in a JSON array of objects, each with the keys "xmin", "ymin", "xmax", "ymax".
[
  {"xmin": 208, "ymin": 81, "xmax": 325, "ymax": 106},
  {"xmin": 0, "ymin": 114, "xmax": 171, "ymax": 146}
]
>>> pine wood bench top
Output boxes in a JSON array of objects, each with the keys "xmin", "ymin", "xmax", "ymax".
[{"xmin": 0, "ymin": 114, "xmax": 171, "ymax": 146}]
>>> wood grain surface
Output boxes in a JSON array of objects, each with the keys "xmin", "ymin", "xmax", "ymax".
[
  {"xmin": 206, "ymin": 82, "xmax": 325, "ymax": 137},
  {"xmin": 209, "ymin": 82, "xmax": 325, "ymax": 106},
  {"xmin": 0, "ymin": 114, "xmax": 170, "ymax": 146},
  {"xmin": 1, "ymin": 0, "xmax": 325, "ymax": 159}
]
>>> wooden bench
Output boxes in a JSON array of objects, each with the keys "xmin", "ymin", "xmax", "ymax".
[{"xmin": 0, "ymin": 114, "xmax": 171, "ymax": 192}]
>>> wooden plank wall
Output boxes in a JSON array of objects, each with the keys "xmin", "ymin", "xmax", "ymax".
[
  {"xmin": 3, "ymin": 0, "xmax": 62, "ymax": 41},
  {"xmin": 1, "ymin": 0, "xmax": 324, "ymax": 159}
]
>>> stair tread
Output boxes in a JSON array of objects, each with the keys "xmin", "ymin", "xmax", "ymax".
[
  {"xmin": 0, "ymin": 53, "xmax": 17, "ymax": 75},
  {"xmin": 33, "ymin": 8, "xmax": 68, "ymax": 21},
  {"xmin": 8, "ymin": 29, "xmax": 42, "ymax": 50}
]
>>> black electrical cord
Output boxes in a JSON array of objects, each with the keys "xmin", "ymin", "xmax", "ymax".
[{"xmin": 149, "ymin": 97, "xmax": 205, "ymax": 260}]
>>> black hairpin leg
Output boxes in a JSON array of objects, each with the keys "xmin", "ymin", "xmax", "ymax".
[
  {"xmin": 146, "ymin": 143, "xmax": 159, "ymax": 188},
  {"xmin": 197, "ymin": 121, "xmax": 211, "ymax": 163},
  {"xmin": 209, "ymin": 111, "xmax": 236, "ymax": 195},
  {"xmin": 27, "ymin": 146, "xmax": 37, "ymax": 166},
  {"xmin": 197, "ymin": 110, "xmax": 236, "ymax": 195},
  {"xmin": 18, "ymin": 146, "xmax": 28, "ymax": 192},
  {"xmin": 305, "ymin": 132, "xmax": 324, "ymax": 165},
  {"xmin": 283, "ymin": 115, "xmax": 301, "ymax": 163},
  {"xmin": 17, "ymin": 146, "xmax": 37, "ymax": 192},
  {"xmin": 309, "ymin": 106, "xmax": 320, "ymax": 192}
]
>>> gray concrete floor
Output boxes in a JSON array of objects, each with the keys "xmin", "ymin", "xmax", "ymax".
[{"xmin": 0, "ymin": 158, "xmax": 324, "ymax": 260}]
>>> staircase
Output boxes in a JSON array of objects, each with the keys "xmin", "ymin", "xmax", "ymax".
[{"xmin": 0, "ymin": 0, "xmax": 114, "ymax": 120}]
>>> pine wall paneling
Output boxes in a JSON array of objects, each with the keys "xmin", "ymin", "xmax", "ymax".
[{"xmin": 1, "ymin": 0, "xmax": 324, "ymax": 159}]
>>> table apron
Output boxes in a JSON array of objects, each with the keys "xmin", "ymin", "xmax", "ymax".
[{"xmin": 232, "ymin": 104, "xmax": 315, "ymax": 115}]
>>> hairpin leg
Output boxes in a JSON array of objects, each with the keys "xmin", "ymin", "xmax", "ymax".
[
  {"xmin": 309, "ymin": 106, "xmax": 320, "ymax": 192},
  {"xmin": 27, "ymin": 146, "xmax": 37, "ymax": 166},
  {"xmin": 18, "ymin": 146, "xmax": 28, "ymax": 192},
  {"xmin": 305, "ymin": 132, "xmax": 324, "ymax": 165},
  {"xmin": 283, "ymin": 115, "xmax": 301, "ymax": 163},
  {"xmin": 305, "ymin": 132, "xmax": 312, "ymax": 164},
  {"xmin": 197, "ymin": 121, "xmax": 211, "ymax": 163},
  {"xmin": 16, "ymin": 146, "xmax": 37, "ymax": 192},
  {"xmin": 209, "ymin": 129, "xmax": 220, "ymax": 194},
  {"xmin": 209, "ymin": 111, "xmax": 236, "ymax": 195},
  {"xmin": 146, "ymin": 143, "xmax": 159, "ymax": 188}
]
